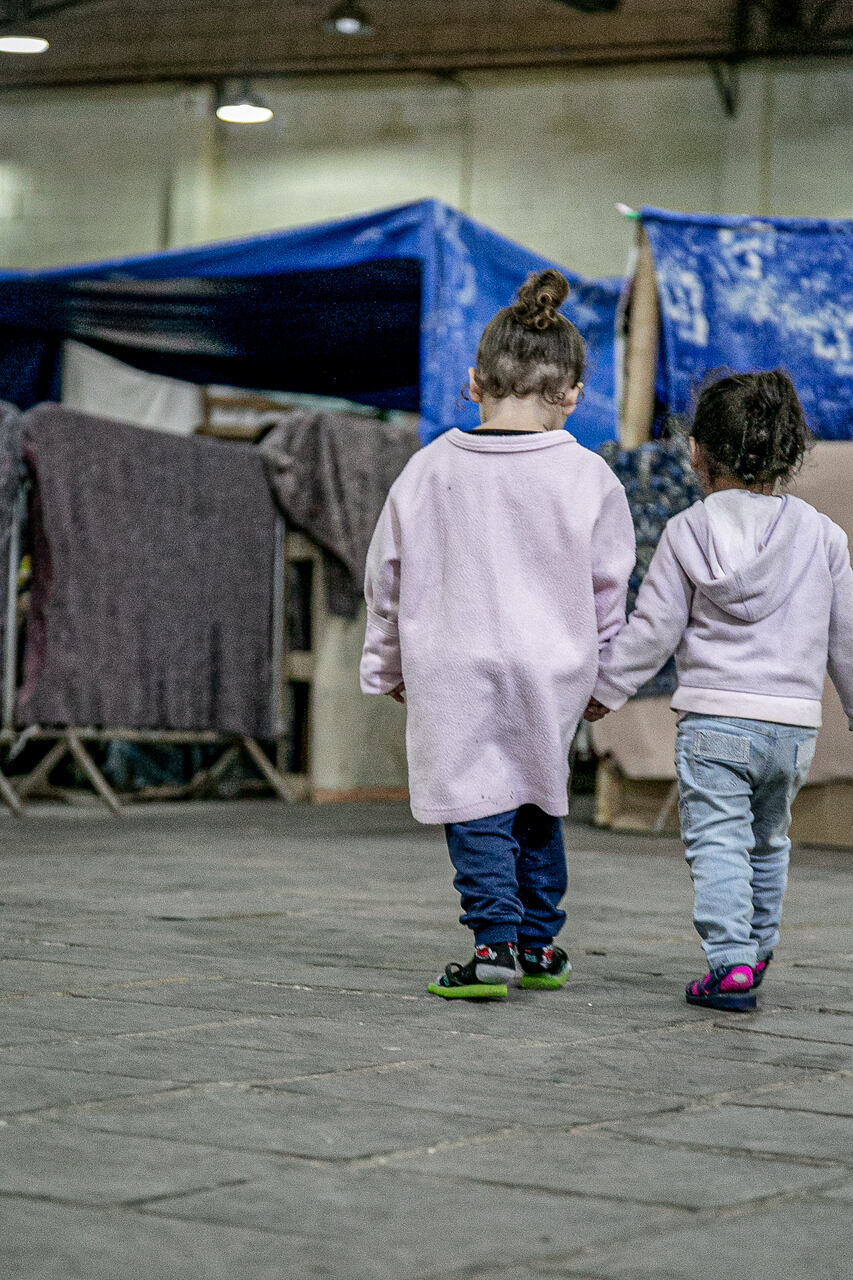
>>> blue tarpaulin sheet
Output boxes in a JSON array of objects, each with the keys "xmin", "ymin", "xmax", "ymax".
[
  {"xmin": 642, "ymin": 206, "xmax": 853, "ymax": 440},
  {"xmin": 0, "ymin": 200, "xmax": 621, "ymax": 449}
]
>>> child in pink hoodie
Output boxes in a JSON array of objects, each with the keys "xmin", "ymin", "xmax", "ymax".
[
  {"xmin": 588, "ymin": 371, "xmax": 853, "ymax": 1011},
  {"xmin": 361, "ymin": 269, "xmax": 635, "ymax": 999}
]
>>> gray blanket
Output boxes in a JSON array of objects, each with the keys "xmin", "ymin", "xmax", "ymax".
[
  {"xmin": 260, "ymin": 410, "xmax": 419, "ymax": 618},
  {"xmin": 19, "ymin": 404, "xmax": 279, "ymax": 736},
  {"xmin": 0, "ymin": 401, "xmax": 22, "ymax": 683}
]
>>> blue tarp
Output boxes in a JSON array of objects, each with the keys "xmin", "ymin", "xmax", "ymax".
[
  {"xmin": 0, "ymin": 200, "xmax": 621, "ymax": 449},
  {"xmin": 642, "ymin": 206, "xmax": 853, "ymax": 440}
]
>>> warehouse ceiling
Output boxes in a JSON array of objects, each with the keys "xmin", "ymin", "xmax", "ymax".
[{"xmin": 0, "ymin": 0, "xmax": 851, "ymax": 89}]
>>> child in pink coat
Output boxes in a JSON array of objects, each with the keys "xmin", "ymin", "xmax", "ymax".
[{"xmin": 361, "ymin": 270, "xmax": 635, "ymax": 999}]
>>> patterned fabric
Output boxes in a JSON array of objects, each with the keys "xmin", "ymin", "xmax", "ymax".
[
  {"xmin": 598, "ymin": 434, "xmax": 702, "ymax": 698},
  {"xmin": 642, "ymin": 206, "xmax": 853, "ymax": 441}
]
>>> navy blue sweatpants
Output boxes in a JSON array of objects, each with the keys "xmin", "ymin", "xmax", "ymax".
[{"xmin": 444, "ymin": 805, "xmax": 567, "ymax": 947}]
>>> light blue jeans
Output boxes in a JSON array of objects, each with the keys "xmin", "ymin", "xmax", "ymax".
[{"xmin": 674, "ymin": 714, "xmax": 817, "ymax": 971}]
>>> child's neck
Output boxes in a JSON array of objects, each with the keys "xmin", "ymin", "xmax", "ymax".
[
  {"xmin": 475, "ymin": 396, "xmax": 565, "ymax": 433},
  {"xmin": 704, "ymin": 477, "xmax": 776, "ymax": 497}
]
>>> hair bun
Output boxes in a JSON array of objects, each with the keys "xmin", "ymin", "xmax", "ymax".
[{"xmin": 512, "ymin": 269, "xmax": 570, "ymax": 332}]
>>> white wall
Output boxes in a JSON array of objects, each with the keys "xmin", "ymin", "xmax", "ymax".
[
  {"xmin": 0, "ymin": 90, "xmax": 197, "ymax": 267},
  {"xmin": 0, "ymin": 58, "xmax": 850, "ymax": 278}
]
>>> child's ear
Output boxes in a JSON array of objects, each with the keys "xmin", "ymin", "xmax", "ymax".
[
  {"xmin": 562, "ymin": 381, "xmax": 583, "ymax": 417},
  {"xmin": 468, "ymin": 367, "xmax": 482, "ymax": 404},
  {"xmin": 688, "ymin": 436, "xmax": 700, "ymax": 468}
]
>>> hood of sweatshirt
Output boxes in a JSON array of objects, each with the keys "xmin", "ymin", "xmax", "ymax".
[{"xmin": 669, "ymin": 493, "xmax": 823, "ymax": 623}]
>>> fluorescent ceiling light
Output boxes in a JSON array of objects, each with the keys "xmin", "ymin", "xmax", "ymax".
[
  {"xmin": 216, "ymin": 101, "xmax": 273, "ymax": 124},
  {"xmin": 215, "ymin": 82, "xmax": 273, "ymax": 124},
  {"xmin": 0, "ymin": 35, "xmax": 49, "ymax": 54},
  {"xmin": 324, "ymin": 2, "xmax": 373, "ymax": 35}
]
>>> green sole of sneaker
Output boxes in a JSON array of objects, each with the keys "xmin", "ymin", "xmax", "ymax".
[
  {"xmin": 427, "ymin": 982, "xmax": 508, "ymax": 999},
  {"xmin": 520, "ymin": 964, "xmax": 572, "ymax": 990}
]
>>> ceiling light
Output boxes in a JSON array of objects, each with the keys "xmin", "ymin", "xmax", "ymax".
[
  {"xmin": 215, "ymin": 81, "xmax": 273, "ymax": 124},
  {"xmin": 324, "ymin": 2, "xmax": 373, "ymax": 36},
  {"xmin": 0, "ymin": 35, "xmax": 49, "ymax": 54}
]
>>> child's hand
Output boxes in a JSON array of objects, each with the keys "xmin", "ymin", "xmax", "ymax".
[
  {"xmin": 388, "ymin": 681, "xmax": 406, "ymax": 704},
  {"xmin": 583, "ymin": 697, "xmax": 609, "ymax": 723}
]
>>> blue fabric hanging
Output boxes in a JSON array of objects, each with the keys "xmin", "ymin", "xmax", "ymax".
[
  {"xmin": 642, "ymin": 207, "xmax": 853, "ymax": 440},
  {"xmin": 0, "ymin": 201, "xmax": 622, "ymax": 450}
]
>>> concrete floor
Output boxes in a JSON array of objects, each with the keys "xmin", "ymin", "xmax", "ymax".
[{"xmin": 0, "ymin": 799, "xmax": 851, "ymax": 1280}]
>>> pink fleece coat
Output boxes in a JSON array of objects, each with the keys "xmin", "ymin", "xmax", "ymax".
[{"xmin": 360, "ymin": 428, "xmax": 635, "ymax": 824}]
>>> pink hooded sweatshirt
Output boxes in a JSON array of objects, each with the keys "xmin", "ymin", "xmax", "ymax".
[
  {"xmin": 360, "ymin": 428, "xmax": 635, "ymax": 824},
  {"xmin": 594, "ymin": 490, "xmax": 853, "ymax": 729}
]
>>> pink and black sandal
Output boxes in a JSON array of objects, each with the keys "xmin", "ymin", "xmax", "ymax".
[
  {"xmin": 685, "ymin": 963, "xmax": 756, "ymax": 1012},
  {"xmin": 752, "ymin": 953, "xmax": 772, "ymax": 989}
]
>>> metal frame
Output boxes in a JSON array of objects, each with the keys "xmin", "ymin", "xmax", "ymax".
[
  {"xmin": 709, "ymin": 60, "xmax": 740, "ymax": 116},
  {"xmin": 706, "ymin": 0, "xmax": 853, "ymax": 117},
  {"xmin": 3, "ymin": 726, "xmax": 306, "ymax": 816}
]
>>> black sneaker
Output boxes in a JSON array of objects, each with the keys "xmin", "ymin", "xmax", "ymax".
[
  {"xmin": 428, "ymin": 942, "xmax": 517, "ymax": 999},
  {"xmin": 517, "ymin": 944, "xmax": 572, "ymax": 990}
]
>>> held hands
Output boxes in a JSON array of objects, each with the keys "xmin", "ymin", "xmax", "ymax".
[{"xmin": 389, "ymin": 682, "xmax": 603, "ymax": 716}]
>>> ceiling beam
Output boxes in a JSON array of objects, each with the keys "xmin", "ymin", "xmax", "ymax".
[
  {"xmin": 0, "ymin": 1, "xmax": 115, "ymax": 31},
  {"xmin": 0, "ymin": 40, "xmax": 851, "ymax": 92}
]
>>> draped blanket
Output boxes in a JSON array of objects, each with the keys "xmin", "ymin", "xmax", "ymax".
[
  {"xmin": 261, "ymin": 410, "xmax": 419, "ymax": 618},
  {"xmin": 0, "ymin": 400, "xmax": 22, "ymax": 682},
  {"xmin": 18, "ymin": 404, "xmax": 279, "ymax": 735}
]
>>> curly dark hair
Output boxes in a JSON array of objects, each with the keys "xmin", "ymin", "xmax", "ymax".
[
  {"xmin": 469, "ymin": 269, "xmax": 586, "ymax": 406},
  {"xmin": 691, "ymin": 369, "xmax": 813, "ymax": 487}
]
